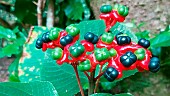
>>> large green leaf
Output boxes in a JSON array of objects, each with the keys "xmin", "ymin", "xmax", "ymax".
[
  {"xmin": 114, "ymin": 93, "xmax": 133, "ymax": 96},
  {"xmin": 90, "ymin": 93, "xmax": 133, "ymax": 96},
  {"xmin": 110, "ymin": 22, "xmax": 138, "ymax": 42},
  {"xmin": 64, "ymin": 0, "xmax": 84, "ymax": 20},
  {"xmin": 18, "ymin": 26, "xmax": 49, "ymax": 82},
  {"xmin": 90, "ymin": 93, "xmax": 113, "ymax": 96},
  {"xmin": 150, "ymin": 31, "xmax": 170, "ymax": 47},
  {"xmin": 40, "ymin": 51, "xmax": 87, "ymax": 96},
  {"xmin": 0, "ymin": 81, "xmax": 59, "ymax": 96},
  {"xmin": 77, "ymin": 20, "xmax": 106, "ymax": 40}
]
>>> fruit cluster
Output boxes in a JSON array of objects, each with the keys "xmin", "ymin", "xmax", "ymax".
[
  {"xmin": 100, "ymin": 4, "xmax": 129, "ymax": 32},
  {"xmin": 35, "ymin": 4, "xmax": 160, "ymax": 82}
]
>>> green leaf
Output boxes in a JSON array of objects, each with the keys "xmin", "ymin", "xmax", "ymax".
[
  {"xmin": 90, "ymin": 93, "xmax": 133, "ymax": 96},
  {"xmin": 110, "ymin": 22, "xmax": 138, "ymax": 42},
  {"xmin": 100, "ymin": 69, "xmax": 138, "ymax": 90},
  {"xmin": 2, "ymin": 44, "xmax": 20, "ymax": 57},
  {"xmin": 14, "ymin": 0, "xmax": 36, "ymax": 24},
  {"xmin": 0, "ymin": 81, "xmax": 59, "ymax": 96},
  {"xmin": 0, "ymin": 26, "xmax": 16, "ymax": 40},
  {"xmin": 18, "ymin": 26, "xmax": 49, "ymax": 82},
  {"xmin": 150, "ymin": 31, "xmax": 170, "ymax": 47},
  {"xmin": 114, "ymin": 93, "xmax": 133, "ymax": 96},
  {"xmin": 64, "ymin": 0, "xmax": 84, "ymax": 20},
  {"xmin": 135, "ymin": 30, "xmax": 150, "ymax": 40},
  {"xmin": 90, "ymin": 93, "xmax": 113, "ymax": 96},
  {"xmin": 77, "ymin": 20, "xmax": 106, "ymax": 40},
  {"xmin": 8, "ymin": 54, "xmax": 21, "ymax": 82},
  {"xmin": 40, "ymin": 51, "xmax": 87, "ymax": 96}
]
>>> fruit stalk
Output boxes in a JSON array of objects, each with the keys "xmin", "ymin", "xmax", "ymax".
[
  {"xmin": 88, "ymin": 71, "xmax": 95, "ymax": 95},
  {"xmin": 72, "ymin": 63, "xmax": 85, "ymax": 96}
]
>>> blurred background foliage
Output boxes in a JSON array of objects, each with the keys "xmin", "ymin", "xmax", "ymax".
[{"xmin": 0, "ymin": 0, "xmax": 170, "ymax": 96}]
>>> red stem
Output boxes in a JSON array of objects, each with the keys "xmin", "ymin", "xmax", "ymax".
[
  {"xmin": 94, "ymin": 65, "xmax": 103, "ymax": 93},
  {"xmin": 105, "ymin": 19, "xmax": 117, "ymax": 32},
  {"xmin": 84, "ymin": 71, "xmax": 90, "ymax": 81},
  {"xmin": 72, "ymin": 63, "xmax": 85, "ymax": 96},
  {"xmin": 94, "ymin": 72, "xmax": 104, "ymax": 81}
]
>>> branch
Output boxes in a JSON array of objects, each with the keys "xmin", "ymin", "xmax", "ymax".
[
  {"xmin": 84, "ymin": 71, "xmax": 90, "ymax": 81},
  {"xmin": 37, "ymin": 0, "xmax": 46, "ymax": 26},
  {"xmin": 88, "ymin": 71, "xmax": 95, "ymax": 95},
  {"xmin": 72, "ymin": 63, "xmax": 85, "ymax": 96},
  {"xmin": 46, "ymin": 0, "xmax": 54, "ymax": 29},
  {"xmin": 94, "ymin": 65, "xmax": 103, "ymax": 93},
  {"xmin": 0, "ymin": 18, "xmax": 12, "ymax": 28}
]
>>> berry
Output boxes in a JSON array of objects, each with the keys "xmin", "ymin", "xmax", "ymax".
[
  {"xmin": 49, "ymin": 28, "xmax": 60, "ymax": 40},
  {"xmin": 101, "ymin": 32, "xmax": 114, "ymax": 44},
  {"xmin": 78, "ymin": 59, "xmax": 91, "ymax": 71},
  {"xmin": 60, "ymin": 34, "xmax": 73, "ymax": 46},
  {"xmin": 116, "ymin": 36, "xmax": 131, "ymax": 45},
  {"xmin": 69, "ymin": 43, "xmax": 85, "ymax": 57},
  {"xmin": 52, "ymin": 47, "xmax": 63, "ymax": 60},
  {"xmin": 149, "ymin": 57, "xmax": 160, "ymax": 73},
  {"xmin": 138, "ymin": 38, "xmax": 150, "ymax": 48},
  {"xmin": 35, "ymin": 38, "xmax": 43, "ymax": 49},
  {"xmin": 84, "ymin": 32, "xmax": 99, "ymax": 44},
  {"xmin": 100, "ymin": 5, "xmax": 112, "ymax": 13},
  {"xmin": 120, "ymin": 51, "xmax": 137, "ymax": 67},
  {"xmin": 66, "ymin": 24, "xmax": 80, "ymax": 37},
  {"xmin": 94, "ymin": 48, "xmax": 110, "ymax": 61},
  {"xmin": 42, "ymin": 32, "xmax": 52, "ymax": 43},
  {"xmin": 104, "ymin": 67, "xmax": 119, "ymax": 82}
]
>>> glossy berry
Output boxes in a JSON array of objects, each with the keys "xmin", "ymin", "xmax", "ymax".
[
  {"xmin": 101, "ymin": 32, "xmax": 114, "ymax": 44},
  {"xmin": 52, "ymin": 47, "xmax": 63, "ymax": 60},
  {"xmin": 104, "ymin": 67, "xmax": 119, "ymax": 82},
  {"xmin": 100, "ymin": 5, "xmax": 112, "ymax": 13},
  {"xmin": 49, "ymin": 28, "xmax": 60, "ymax": 40},
  {"xmin": 78, "ymin": 59, "xmax": 91, "ymax": 72},
  {"xmin": 35, "ymin": 38, "xmax": 43, "ymax": 49},
  {"xmin": 134, "ymin": 48, "xmax": 145, "ymax": 60},
  {"xmin": 120, "ymin": 51, "xmax": 137, "ymax": 67},
  {"xmin": 60, "ymin": 34, "xmax": 73, "ymax": 46},
  {"xmin": 149, "ymin": 57, "xmax": 160, "ymax": 73},
  {"xmin": 138, "ymin": 38, "xmax": 150, "ymax": 48},
  {"xmin": 94, "ymin": 48, "xmax": 110, "ymax": 61},
  {"xmin": 66, "ymin": 24, "xmax": 80, "ymax": 37},
  {"xmin": 42, "ymin": 32, "xmax": 52, "ymax": 43},
  {"xmin": 117, "ymin": 5, "xmax": 129, "ymax": 17},
  {"xmin": 84, "ymin": 32, "xmax": 99, "ymax": 44},
  {"xmin": 109, "ymin": 48, "xmax": 117, "ymax": 57},
  {"xmin": 116, "ymin": 36, "xmax": 131, "ymax": 45},
  {"xmin": 69, "ymin": 43, "xmax": 85, "ymax": 57}
]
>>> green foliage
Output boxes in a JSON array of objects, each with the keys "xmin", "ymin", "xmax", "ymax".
[
  {"xmin": 64, "ymin": 0, "xmax": 84, "ymax": 20},
  {"xmin": 100, "ymin": 69, "xmax": 138, "ymax": 90},
  {"xmin": 0, "ymin": 26, "xmax": 26, "ymax": 57},
  {"xmin": 18, "ymin": 26, "xmax": 48, "ymax": 82},
  {"xmin": 0, "ymin": 81, "xmax": 59, "ymax": 96},
  {"xmin": 90, "ymin": 93, "xmax": 133, "ymax": 96},
  {"xmin": 110, "ymin": 22, "xmax": 138, "ymax": 42}
]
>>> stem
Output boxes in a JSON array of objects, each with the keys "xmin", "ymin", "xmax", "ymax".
[
  {"xmin": 37, "ymin": 0, "xmax": 45, "ymax": 26},
  {"xmin": 72, "ymin": 64, "xmax": 85, "ymax": 96},
  {"xmin": 84, "ymin": 71, "xmax": 90, "ymax": 81},
  {"xmin": 94, "ymin": 72, "xmax": 104, "ymax": 81},
  {"xmin": 46, "ymin": 0, "xmax": 54, "ymax": 29},
  {"xmin": 94, "ymin": 65, "xmax": 103, "ymax": 93},
  {"xmin": 88, "ymin": 71, "xmax": 95, "ymax": 95}
]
